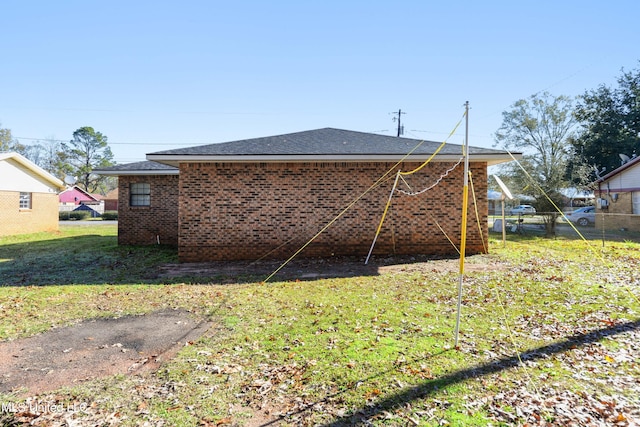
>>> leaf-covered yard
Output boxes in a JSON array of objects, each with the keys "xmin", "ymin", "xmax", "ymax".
[{"xmin": 0, "ymin": 224, "xmax": 638, "ymax": 426}]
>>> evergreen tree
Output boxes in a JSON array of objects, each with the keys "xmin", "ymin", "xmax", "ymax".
[
  {"xmin": 572, "ymin": 63, "xmax": 640, "ymax": 178},
  {"xmin": 62, "ymin": 127, "xmax": 115, "ymax": 193}
]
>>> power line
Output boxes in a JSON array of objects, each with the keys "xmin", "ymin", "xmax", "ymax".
[{"xmin": 14, "ymin": 136, "xmax": 200, "ymax": 146}]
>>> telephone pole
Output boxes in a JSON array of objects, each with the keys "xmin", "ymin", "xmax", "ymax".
[{"xmin": 391, "ymin": 109, "xmax": 405, "ymax": 137}]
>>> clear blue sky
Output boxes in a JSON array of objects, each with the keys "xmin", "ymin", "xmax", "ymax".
[{"xmin": 1, "ymin": 1, "xmax": 638, "ymax": 164}]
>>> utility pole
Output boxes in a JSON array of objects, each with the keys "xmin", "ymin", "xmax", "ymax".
[{"xmin": 391, "ymin": 109, "xmax": 405, "ymax": 137}]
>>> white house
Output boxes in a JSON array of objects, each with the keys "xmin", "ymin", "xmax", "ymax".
[
  {"xmin": 596, "ymin": 155, "xmax": 640, "ymax": 231},
  {"xmin": 0, "ymin": 152, "xmax": 65, "ymax": 236}
]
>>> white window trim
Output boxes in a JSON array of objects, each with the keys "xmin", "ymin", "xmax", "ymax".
[
  {"xmin": 632, "ymin": 191, "xmax": 640, "ymax": 215},
  {"xmin": 19, "ymin": 192, "xmax": 32, "ymax": 210}
]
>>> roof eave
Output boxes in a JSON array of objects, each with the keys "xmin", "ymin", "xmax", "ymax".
[
  {"xmin": 596, "ymin": 156, "xmax": 640, "ymax": 183},
  {"xmin": 93, "ymin": 169, "xmax": 180, "ymax": 176},
  {"xmin": 147, "ymin": 153, "xmax": 520, "ymax": 168}
]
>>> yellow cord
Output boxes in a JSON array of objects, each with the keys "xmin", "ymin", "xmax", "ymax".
[{"xmin": 468, "ymin": 171, "xmax": 488, "ymax": 253}]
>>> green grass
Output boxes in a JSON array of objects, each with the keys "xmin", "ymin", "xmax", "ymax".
[
  {"xmin": 0, "ymin": 224, "xmax": 177, "ymax": 286},
  {"xmin": 0, "ymin": 226, "xmax": 639, "ymax": 426}
]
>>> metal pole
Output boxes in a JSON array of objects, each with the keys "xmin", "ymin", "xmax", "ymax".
[
  {"xmin": 454, "ymin": 101, "xmax": 470, "ymax": 348},
  {"xmin": 501, "ymin": 195, "xmax": 506, "ymax": 247}
]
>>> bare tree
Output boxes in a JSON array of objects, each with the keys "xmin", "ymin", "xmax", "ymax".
[{"xmin": 494, "ymin": 92, "xmax": 576, "ymax": 236}]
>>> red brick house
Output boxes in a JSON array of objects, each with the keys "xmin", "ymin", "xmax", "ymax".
[
  {"xmin": 95, "ymin": 128, "xmax": 516, "ymax": 262},
  {"xmin": 102, "ymin": 188, "xmax": 119, "ymax": 211}
]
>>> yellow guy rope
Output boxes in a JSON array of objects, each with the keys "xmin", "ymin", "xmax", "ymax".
[
  {"xmin": 399, "ymin": 114, "xmax": 465, "ymax": 177},
  {"xmin": 263, "ymin": 130, "xmax": 459, "ymax": 282},
  {"xmin": 365, "ymin": 172, "xmax": 401, "ymax": 264},
  {"xmin": 493, "ymin": 284, "xmax": 542, "ymax": 395},
  {"xmin": 468, "ymin": 171, "xmax": 488, "ymax": 253},
  {"xmin": 432, "ymin": 214, "xmax": 460, "ymax": 254},
  {"xmin": 364, "ymin": 113, "xmax": 467, "ymax": 263}
]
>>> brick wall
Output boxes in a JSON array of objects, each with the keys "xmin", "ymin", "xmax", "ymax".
[
  {"xmin": 595, "ymin": 213, "xmax": 640, "ymax": 231},
  {"xmin": 599, "ymin": 191, "xmax": 632, "ymax": 215},
  {"xmin": 0, "ymin": 191, "xmax": 59, "ymax": 236},
  {"xmin": 594, "ymin": 192, "xmax": 640, "ymax": 231},
  {"xmin": 117, "ymin": 175, "xmax": 179, "ymax": 246},
  {"xmin": 178, "ymin": 161, "xmax": 488, "ymax": 261}
]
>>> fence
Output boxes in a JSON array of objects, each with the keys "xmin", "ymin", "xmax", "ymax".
[{"xmin": 489, "ymin": 212, "xmax": 640, "ymax": 243}]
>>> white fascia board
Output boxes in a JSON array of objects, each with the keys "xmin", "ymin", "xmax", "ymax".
[
  {"xmin": 147, "ymin": 153, "xmax": 518, "ymax": 167},
  {"xmin": 93, "ymin": 169, "xmax": 179, "ymax": 176}
]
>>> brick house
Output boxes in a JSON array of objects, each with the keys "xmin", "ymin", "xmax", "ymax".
[
  {"xmin": 0, "ymin": 152, "xmax": 65, "ymax": 236},
  {"xmin": 102, "ymin": 188, "xmax": 119, "ymax": 211},
  {"xmin": 95, "ymin": 128, "xmax": 516, "ymax": 262},
  {"xmin": 596, "ymin": 155, "xmax": 640, "ymax": 231}
]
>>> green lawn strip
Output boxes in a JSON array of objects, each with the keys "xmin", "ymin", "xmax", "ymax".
[{"xmin": 0, "ymin": 224, "xmax": 177, "ymax": 286}]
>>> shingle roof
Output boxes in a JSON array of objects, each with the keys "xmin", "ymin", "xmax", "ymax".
[
  {"xmin": 596, "ymin": 154, "xmax": 640, "ymax": 183},
  {"xmin": 95, "ymin": 128, "xmax": 518, "ymax": 175},
  {"xmin": 149, "ymin": 127, "xmax": 502, "ymax": 157},
  {"xmin": 146, "ymin": 128, "xmax": 516, "ymax": 167},
  {"xmin": 93, "ymin": 161, "xmax": 178, "ymax": 175}
]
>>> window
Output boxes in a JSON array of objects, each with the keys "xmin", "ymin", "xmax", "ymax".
[
  {"xmin": 633, "ymin": 192, "xmax": 640, "ymax": 215},
  {"xmin": 130, "ymin": 183, "xmax": 151, "ymax": 206},
  {"xmin": 19, "ymin": 192, "xmax": 32, "ymax": 209}
]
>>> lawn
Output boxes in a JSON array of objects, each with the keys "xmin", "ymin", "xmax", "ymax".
[{"xmin": 0, "ymin": 225, "xmax": 639, "ymax": 426}]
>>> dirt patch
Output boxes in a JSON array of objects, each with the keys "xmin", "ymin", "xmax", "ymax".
[
  {"xmin": 0, "ymin": 309, "xmax": 211, "ymax": 396},
  {"xmin": 157, "ymin": 254, "xmax": 505, "ymax": 281}
]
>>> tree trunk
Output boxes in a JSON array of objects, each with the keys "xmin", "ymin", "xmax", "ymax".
[{"xmin": 543, "ymin": 213, "xmax": 558, "ymax": 237}]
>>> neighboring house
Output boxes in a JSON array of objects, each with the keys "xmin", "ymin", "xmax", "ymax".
[
  {"xmin": 0, "ymin": 152, "xmax": 65, "ymax": 236},
  {"xmin": 102, "ymin": 188, "xmax": 119, "ymax": 211},
  {"xmin": 560, "ymin": 187, "xmax": 594, "ymax": 208},
  {"xmin": 596, "ymin": 155, "xmax": 640, "ymax": 231},
  {"xmin": 95, "ymin": 128, "xmax": 517, "ymax": 262},
  {"xmin": 59, "ymin": 186, "xmax": 104, "ymax": 215},
  {"xmin": 487, "ymin": 190, "xmax": 502, "ymax": 215}
]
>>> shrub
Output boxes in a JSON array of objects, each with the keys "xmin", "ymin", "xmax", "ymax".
[
  {"xmin": 102, "ymin": 211, "xmax": 118, "ymax": 220},
  {"xmin": 69, "ymin": 211, "xmax": 91, "ymax": 220}
]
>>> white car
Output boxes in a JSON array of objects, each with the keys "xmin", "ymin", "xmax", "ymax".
[
  {"xmin": 510, "ymin": 205, "xmax": 536, "ymax": 215},
  {"xmin": 565, "ymin": 207, "xmax": 596, "ymax": 226}
]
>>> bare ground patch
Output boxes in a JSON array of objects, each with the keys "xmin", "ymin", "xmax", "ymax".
[
  {"xmin": 157, "ymin": 254, "xmax": 506, "ymax": 281},
  {"xmin": 0, "ymin": 309, "xmax": 211, "ymax": 396}
]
